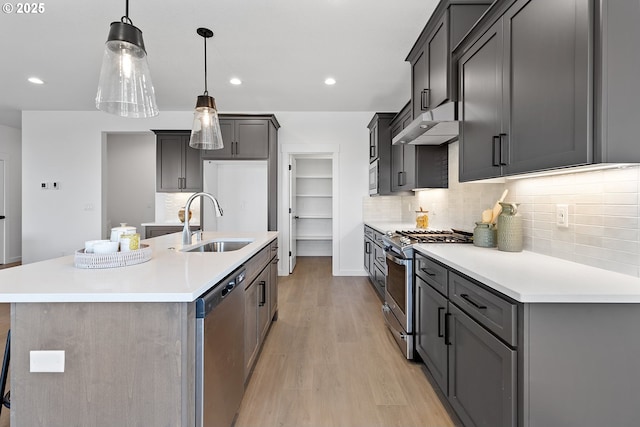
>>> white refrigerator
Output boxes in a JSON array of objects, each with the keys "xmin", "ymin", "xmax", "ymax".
[{"xmin": 202, "ymin": 160, "xmax": 268, "ymax": 233}]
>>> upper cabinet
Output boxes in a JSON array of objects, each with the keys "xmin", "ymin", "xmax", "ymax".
[
  {"xmin": 154, "ymin": 131, "xmax": 202, "ymax": 193},
  {"xmin": 456, "ymin": 0, "xmax": 640, "ymax": 181},
  {"xmin": 368, "ymin": 113, "xmax": 396, "ymax": 195},
  {"xmin": 202, "ymin": 117, "xmax": 272, "ymax": 160},
  {"xmin": 408, "ymin": 1, "xmax": 491, "ymax": 119},
  {"xmin": 458, "ymin": 0, "xmax": 590, "ymax": 181}
]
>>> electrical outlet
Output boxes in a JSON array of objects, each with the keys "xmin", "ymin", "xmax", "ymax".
[
  {"xmin": 556, "ymin": 204, "xmax": 569, "ymax": 228},
  {"xmin": 40, "ymin": 182, "xmax": 49, "ymax": 189}
]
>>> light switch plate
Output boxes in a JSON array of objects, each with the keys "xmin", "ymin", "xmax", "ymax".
[
  {"xmin": 556, "ymin": 204, "xmax": 569, "ymax": 228},
  {"xmin": 30, "ymin": 350, "xmax": 65, "ymax": 373}
]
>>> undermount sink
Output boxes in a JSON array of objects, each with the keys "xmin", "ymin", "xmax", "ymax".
[{"xmin": 185, "ymin": 240, "xmax": 252, "ymax": 253}]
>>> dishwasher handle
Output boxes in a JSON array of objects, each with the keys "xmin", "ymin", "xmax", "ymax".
[{"xmin": 196, "ymin": 267, "xmax": 246, "ymax": 318}]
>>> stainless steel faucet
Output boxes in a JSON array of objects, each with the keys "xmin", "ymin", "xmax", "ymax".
[{"xmin": 182, "ymin": 192, "xmax": 223, "ymax": 245}]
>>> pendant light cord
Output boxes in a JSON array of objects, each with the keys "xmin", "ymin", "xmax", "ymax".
[
  {"xmin": 121, "ymin": 0, "xmax": 132, "ymax": 25},
  {"xmin": 203, "ymin": 35, "xmax": 209, "ymax": 96}
]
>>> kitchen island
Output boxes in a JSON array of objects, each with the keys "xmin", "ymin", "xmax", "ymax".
[{"xmin": 0, "ymin": 231, "xmax": 278, "ymax": 427}]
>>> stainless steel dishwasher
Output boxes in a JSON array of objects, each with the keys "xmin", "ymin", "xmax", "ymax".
[{"xmin": 195, "ymin": 267, "xmax": 246, "ymax": 427}]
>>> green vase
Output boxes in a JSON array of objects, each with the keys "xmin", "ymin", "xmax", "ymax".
[{"xmin": 497, "ymin": 202, "xmax": 523, "ymax": 252}]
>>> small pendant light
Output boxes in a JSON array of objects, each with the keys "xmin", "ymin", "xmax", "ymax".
[
  {"xmin": 95, "ymin": 0, "xmax": 158, "ymax": 118},
  {"xmin": 189, "ymin": 27, "xmax": 224, "ymax": 150}
]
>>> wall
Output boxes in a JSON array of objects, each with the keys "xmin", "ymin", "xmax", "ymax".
[
  {"xmin": 0, "ymin": 124, "xmax": 22, "ymax": 263},
  {"xmin": 106, "ymin": 133, "xmax": 156, "ymax": 235},
  {"xmin": 22, "ymin": 111, "xmax": 195, "ymax": 263},
  {"xmin": 364, "ymin": 141, "xmax": 640, "ymax": 277}
]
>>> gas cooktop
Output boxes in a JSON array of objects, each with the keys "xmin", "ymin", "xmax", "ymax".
[{"xmin": 387, "ymin": 229, "xmax": 473, "ymax": 246}]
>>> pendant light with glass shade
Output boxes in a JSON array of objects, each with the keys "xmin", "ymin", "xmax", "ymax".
[
  {"xmin": 189, "ymin": 27, "xmax": 224, "ymax": 150},
  {"xmin": 95, "ymin": 0, "xmax": 158, "ymax": 118}
]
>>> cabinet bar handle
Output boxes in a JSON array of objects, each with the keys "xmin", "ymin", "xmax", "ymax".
[
  {"xmin": 365, "ymin": 242, "xmax": 371, "ymax": 254},
  {"xmin": 499, "ymin": 133, "xmax": 509, "ymax": 165},
  {"xmin": 444, "ymin": 312, "xmax": 451, "ymax": 345},
  {"xmin": 420, "ymin": 267, "xmax": 436, "ymax": 276},
  {"xmin": 492, "ymin": 136, "xmax": 500, "ymax": 166},
  {"xmin": 460, "ymin": 293, "xmax": 487, "ymax": 310},
  {"xmin": 398, "ymin": 171, "xmax": 406, "ymax": 186},
  {"xmin": 421, "ymin": 89, "xmax": 430, "ymax": 110},
  {"xmin": 437, "ymin": 307, "xmax": 445, "ymax": 338},
  {"xmin": 259, "ymin": 281, "xmax": 266, "ymax": 306},
  {"xmin": 370, "ymin": 146, "xmax": 376, "ymax": 158}
]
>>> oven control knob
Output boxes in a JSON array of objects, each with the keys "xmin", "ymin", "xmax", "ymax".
[{"xmin": 382, "ymin": 303, "xmax": 391, "ymax": 313}]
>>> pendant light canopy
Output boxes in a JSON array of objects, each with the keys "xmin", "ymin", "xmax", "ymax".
[
  {"xmin": 95, "ymin": 0, "xmax": 158, "ymax": 118},
  {"xmin": 189, "ymin": 27, "xmax": 224, "ymax": 150}
]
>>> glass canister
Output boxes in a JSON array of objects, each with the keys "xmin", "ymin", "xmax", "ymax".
[
  {"xmin": 415, "ymin": 210, "xmax": 429, "ymax": 229},
  {"xmin": 497, "ymin": 202, "xmax": 523, "ymax": 252},
  {"xmin": 473, "ymin": 222, "xmax": 497, "ymax": 248}
]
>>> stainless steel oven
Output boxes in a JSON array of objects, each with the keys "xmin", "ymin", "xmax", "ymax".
[
  {"xmin": 381, "ymin": 229, "xmax": 473, "ymax": 359},
  {"xmin": 369, "ymin": 160, "xmax": 379, "ymax": 195},
  {"xmin": 382, "ymin": 244, "xmax": 414, "ymax": 359}
]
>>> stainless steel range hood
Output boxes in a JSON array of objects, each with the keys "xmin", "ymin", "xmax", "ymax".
[{"xmin": 392, "ymin": 102, "xmax": 458, "ymax": 145}]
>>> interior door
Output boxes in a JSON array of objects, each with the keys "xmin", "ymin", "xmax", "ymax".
[
  {"xmin": 288, "ymin": 157, "xmax": 297, "ymax": 273},
  {"xmin": 0, "ymin": 159, "xmax": 4, "ymax": 264}
]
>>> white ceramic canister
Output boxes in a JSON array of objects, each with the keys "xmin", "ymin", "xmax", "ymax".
[{"xmin": 110, "ymin": 223, "xmax": 137, "ymax": 243}]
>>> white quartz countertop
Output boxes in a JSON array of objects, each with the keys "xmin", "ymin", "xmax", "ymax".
[
  {"xmin": 141, "ymin": 222, "xmax": 200, "ymax": 227},
  {"xmin": 414, "ymin": 244, "xmax": 640, "ymax": 303},
  {"xmin": 0, "ymin": 231, "xmax": 278, "ymax": 303}
]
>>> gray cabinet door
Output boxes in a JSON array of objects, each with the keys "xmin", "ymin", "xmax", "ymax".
[
  {"xmin": 412, "ymin": 48, "xmax": 428, "ymax": 119},
  {"xmin": 502, "ymin": 0, "xmax": 590, "ymax": 175},
  {"xmin": 427, "ymin": 11, "xmax": 449, "ymax": 110},
  {"xmin": 157, "ymin": 134, "xmax": 184, "ymax": 192},
  {"xmin": 183, "ymin": 139, "xmax": 202, "ymax": 192},
  {"xmin": 156, "ymin": 134, "xmax": 203, "ymax": 192},
  {"xmin": 256, "ymin": 267, "xmax": 270, "ymax": 341},
  {"xmin": 201, "ymin": 119, "xmax": 234, "ymax": 159},
  {"xmin": 391, "ymin": 144, "xmax": 416, "ymax": 192},
  {"xmin": 269, "ymin": 255, "xmax": 278, "ymax": 320},
  {"xmin": 364, "ymin": 237, "xmax": 373, "ymax": 275},
  {"xmin": 448, "ymin": 303, "xmax": 516, "ymax": 427},
  {"xmin": 236, "ymin": 120, "xmax": 269, "ymax": 159},
  {"xmin": 369, "ymin": 121, "xmax": 378, "ymax": 161},
  {"xmin": 244, "ymin": 277, "xmax": 259, "ymax": 381},
  {"xmin": 459, "ymin": 22, "xmax": 504, "ymax": 182},
  {"xmin": 415, "ymin": 277, "xmax": 448, "ymax": 394}
]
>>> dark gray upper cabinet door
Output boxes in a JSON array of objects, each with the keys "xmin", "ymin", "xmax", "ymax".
[
  {"xmin": 459, "ymin": 22, "xmax": 504, "ymax": 182},
  {"xmin": 412, "ymin": 49, "xmax": 428, "ymax": 119},
  {"xmin": 502, "ymin": 0, "xmax": 590, "ymax": 175},
  {"xmin": 156, "ymin": 134, "xmax": 184, "ymax": 192},
  {"xmin": 202, "ymin": 119, "xmax": 234, "ymax": 159},
  {"xmin": 427, "ymin": 12, "xmax": 449, "ymax": 110},
  {"xmin": 369, "ymin": 122, "xmax": 378, "ymax": 162},
  {"xmin": 183, "ymin": 137, "xmax": 203, "ymax": 192},
  {"xmin": 391, "ymin": 144, "xmax": 416, "ymax": 192},
  {"xmin": 235, "ymin": 120, "xmax": 269, "ymax": 159},
  {"xmin": 415, "ymin": 278, "xmax": 449, "ymax": 394},
  {"xmin": 447, "ymin": 304, "xmax": 517, "ymax": 427}
]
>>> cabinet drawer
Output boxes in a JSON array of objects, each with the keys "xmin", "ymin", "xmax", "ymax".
[
  {"xmin": 244, "ymin": 245, "xmax": 271, "ymax": 287},
  {"xmin": 364, "ymin": 226, "xmax": 374, "ymax": 239},
  {"xmin": 373, "ymin": 231, "xmax": 386, "ymax": 246},
  {"xmin": 373, "ymin": 244, "xmax": 387, "ymax": 273},
  {"xmin": 269, "ymin": 239, "xmax": 278, "ymax": 260},
  {"xmin": 448, "ymin": 272, "xmax": 517, "ymax": 346},
  {"xmin": 415, "ymin": 253, "xmax": 448, "ymax": 296}
]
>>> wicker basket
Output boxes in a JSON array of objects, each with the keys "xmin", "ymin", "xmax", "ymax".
[{"xmin": 74, "ymin": 244, "xmax": 152, "ymax": 269}]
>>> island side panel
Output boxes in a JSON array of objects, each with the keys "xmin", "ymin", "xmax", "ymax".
[
  {"xmin": 11, "ymin": 302, "xmax": 194, "ymax": 427},
  {"xmin": 525, "ymin": 303, "xmax": 640, "ymax": 427}
]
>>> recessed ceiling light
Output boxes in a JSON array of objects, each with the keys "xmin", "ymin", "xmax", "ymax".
[
  {"xmin": 28, "ymin": 77, "xmax": 44, "ymax": 85},
  {"xmin": 324, "ymin": 77, "xmax": 336, "ymax": 85},
  {"xmin": 230, "ymin": 78, "xmax": 242, "ymax": 85}
]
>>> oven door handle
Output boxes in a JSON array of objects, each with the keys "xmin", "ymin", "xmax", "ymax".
[{"xmin": 385, "ymin": 251, "xmax": 407, "ymax": 266}]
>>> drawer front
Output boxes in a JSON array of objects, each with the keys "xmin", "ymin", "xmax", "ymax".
[
  {"xmin": 448, "ymin": 272, "xmax": 517, "ymax": 346},
  {"xmin": 364, "ymin": 226, "xmax": 374, "ymax": 239},
  {"xmin": 269, "ymin": 238, "xmax": 278, "ymax": 260},
  {"xmin": 373, "ymin": 231, "xmax": 386, "ymax": 246},
  {"xmin": 415, "ymin": 253, "xmax": 448, "ymax": 296},
  {"xmin": 244, "ymin": 245, "xmax": 271, "ymax": 288},
  {"xmin": 373, "ymin": 244, "xmax": 387, "ymax": 273}
]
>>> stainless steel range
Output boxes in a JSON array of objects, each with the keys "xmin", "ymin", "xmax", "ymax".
[{"xmin": 381, "ymin": 229, "xmax": 472, "ymax": 359}]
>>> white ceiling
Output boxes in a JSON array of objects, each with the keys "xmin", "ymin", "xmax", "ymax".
[{"xmin": 0, "ymin": 0, "xmax": 438, "ymax": 129}]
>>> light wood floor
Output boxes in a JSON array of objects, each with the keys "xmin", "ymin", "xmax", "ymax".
[{"xmin": 235, "ymin": 256, "xmax": 455, "ymax": 427}]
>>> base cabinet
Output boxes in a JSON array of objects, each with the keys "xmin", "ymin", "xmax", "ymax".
[
  {"xmin": 363, "ymin": 225, "xmax": 385, "ymax": 300},
  {"xmin": 448, "ymin": 304, "xmax": 517, "ymax": 427},
  {"xmin": 244, "ymin": 239, "xmax": 278, "ymax": 382},
  {"xmin": 414, "ymin": 252, "xmax": 518, "ymax": 427}
]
